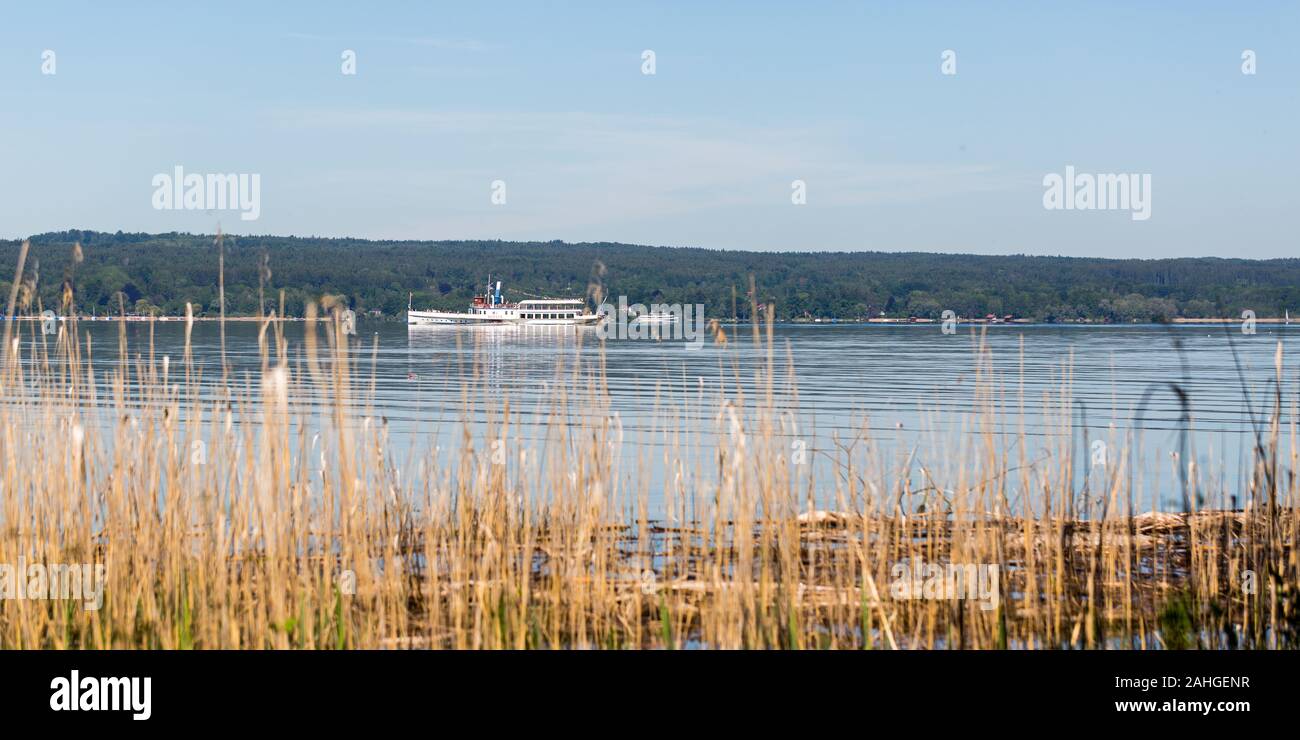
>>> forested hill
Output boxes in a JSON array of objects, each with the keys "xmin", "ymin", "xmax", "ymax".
[{"xmin": 3, "ymin": 230, "xmax": 1298, "ymax": 322}]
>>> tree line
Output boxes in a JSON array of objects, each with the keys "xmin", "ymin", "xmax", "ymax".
[{"xmin": 2, "ymin": 230, "xmax": 1296, "ymax": 322}]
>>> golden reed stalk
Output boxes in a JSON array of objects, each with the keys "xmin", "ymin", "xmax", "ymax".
[{"xmin": 0, "ymin": 278, "xmax": 1295, "ymax": 649}]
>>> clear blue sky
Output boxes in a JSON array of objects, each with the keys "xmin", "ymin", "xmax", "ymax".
[{"xmin": 1, "ymin": 1, "xmax": 1295, "ymax": 258}]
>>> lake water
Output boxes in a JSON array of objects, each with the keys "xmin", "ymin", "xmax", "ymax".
[{"xmin": 24, "ymin": 320, "xmax": 1299, "ymax": 515}]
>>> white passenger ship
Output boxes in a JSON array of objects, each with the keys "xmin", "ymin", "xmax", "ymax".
[{"xmin": 407, "ymin": 280, "xmax": 602, "ymax": 327}]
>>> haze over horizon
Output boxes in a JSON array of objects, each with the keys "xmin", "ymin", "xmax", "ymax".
[{"xmin": 2, "ymin": 1, "xmax": 1295, "ymax": 258}]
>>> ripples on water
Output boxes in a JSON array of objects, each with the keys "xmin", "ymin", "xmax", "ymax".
[{"xmin": 22, "ymin": 321, "xmax": 1298, "ymax": 512}]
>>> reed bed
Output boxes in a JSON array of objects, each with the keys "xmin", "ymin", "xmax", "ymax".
[{"xmin": 0, "ymin": 286, "xmax": 1296, "ymax": 649}]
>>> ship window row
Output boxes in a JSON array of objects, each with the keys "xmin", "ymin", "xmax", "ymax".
[{"xmin": 522, "ymin": 311, "xmax": 577, "ymax": 320}]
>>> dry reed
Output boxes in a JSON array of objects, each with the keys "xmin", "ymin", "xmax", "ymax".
[{"xmin": 0, "ymin": 262, "xmax": 1296, "ymax": 650}]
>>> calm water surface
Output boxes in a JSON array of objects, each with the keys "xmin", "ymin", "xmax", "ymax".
[{"xmin": 28, "ymin": 321, "xmax": 1299, "ymax": 514}]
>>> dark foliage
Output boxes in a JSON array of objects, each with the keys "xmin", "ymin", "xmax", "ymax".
[{"xmin": 4, "ymin": 230, "xmax": 1297, "ymax": 322}]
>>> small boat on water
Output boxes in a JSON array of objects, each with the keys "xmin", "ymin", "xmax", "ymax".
[{"xmin": 406, "ymin": 279, "xmax": 602, "ymax": 327}]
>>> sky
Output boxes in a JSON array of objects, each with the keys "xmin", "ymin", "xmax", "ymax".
[{"xmin": 0, "ymin": 1, "xmax": 1296, "ymax": 258}]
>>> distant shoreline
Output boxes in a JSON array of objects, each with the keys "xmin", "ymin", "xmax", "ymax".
[
  {"xmin": 11, "ymin": 315, "xmax": 1293, "ymax": 325},
  {"xmin": 9, "ymin": 315, "xmax": 310, "ymax": 322},
  {"xmin": 7, "ymin": 232, "xmax": 1300, "ymax": 326}
]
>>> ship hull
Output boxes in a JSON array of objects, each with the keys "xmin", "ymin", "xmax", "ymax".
[
  {"xmin": 407, "ymin": 310, "xmax": 602, "ymax": 327},
  {"xmin": 406, "ymin": 310, "xmax": 504, "ymax": 325}
]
